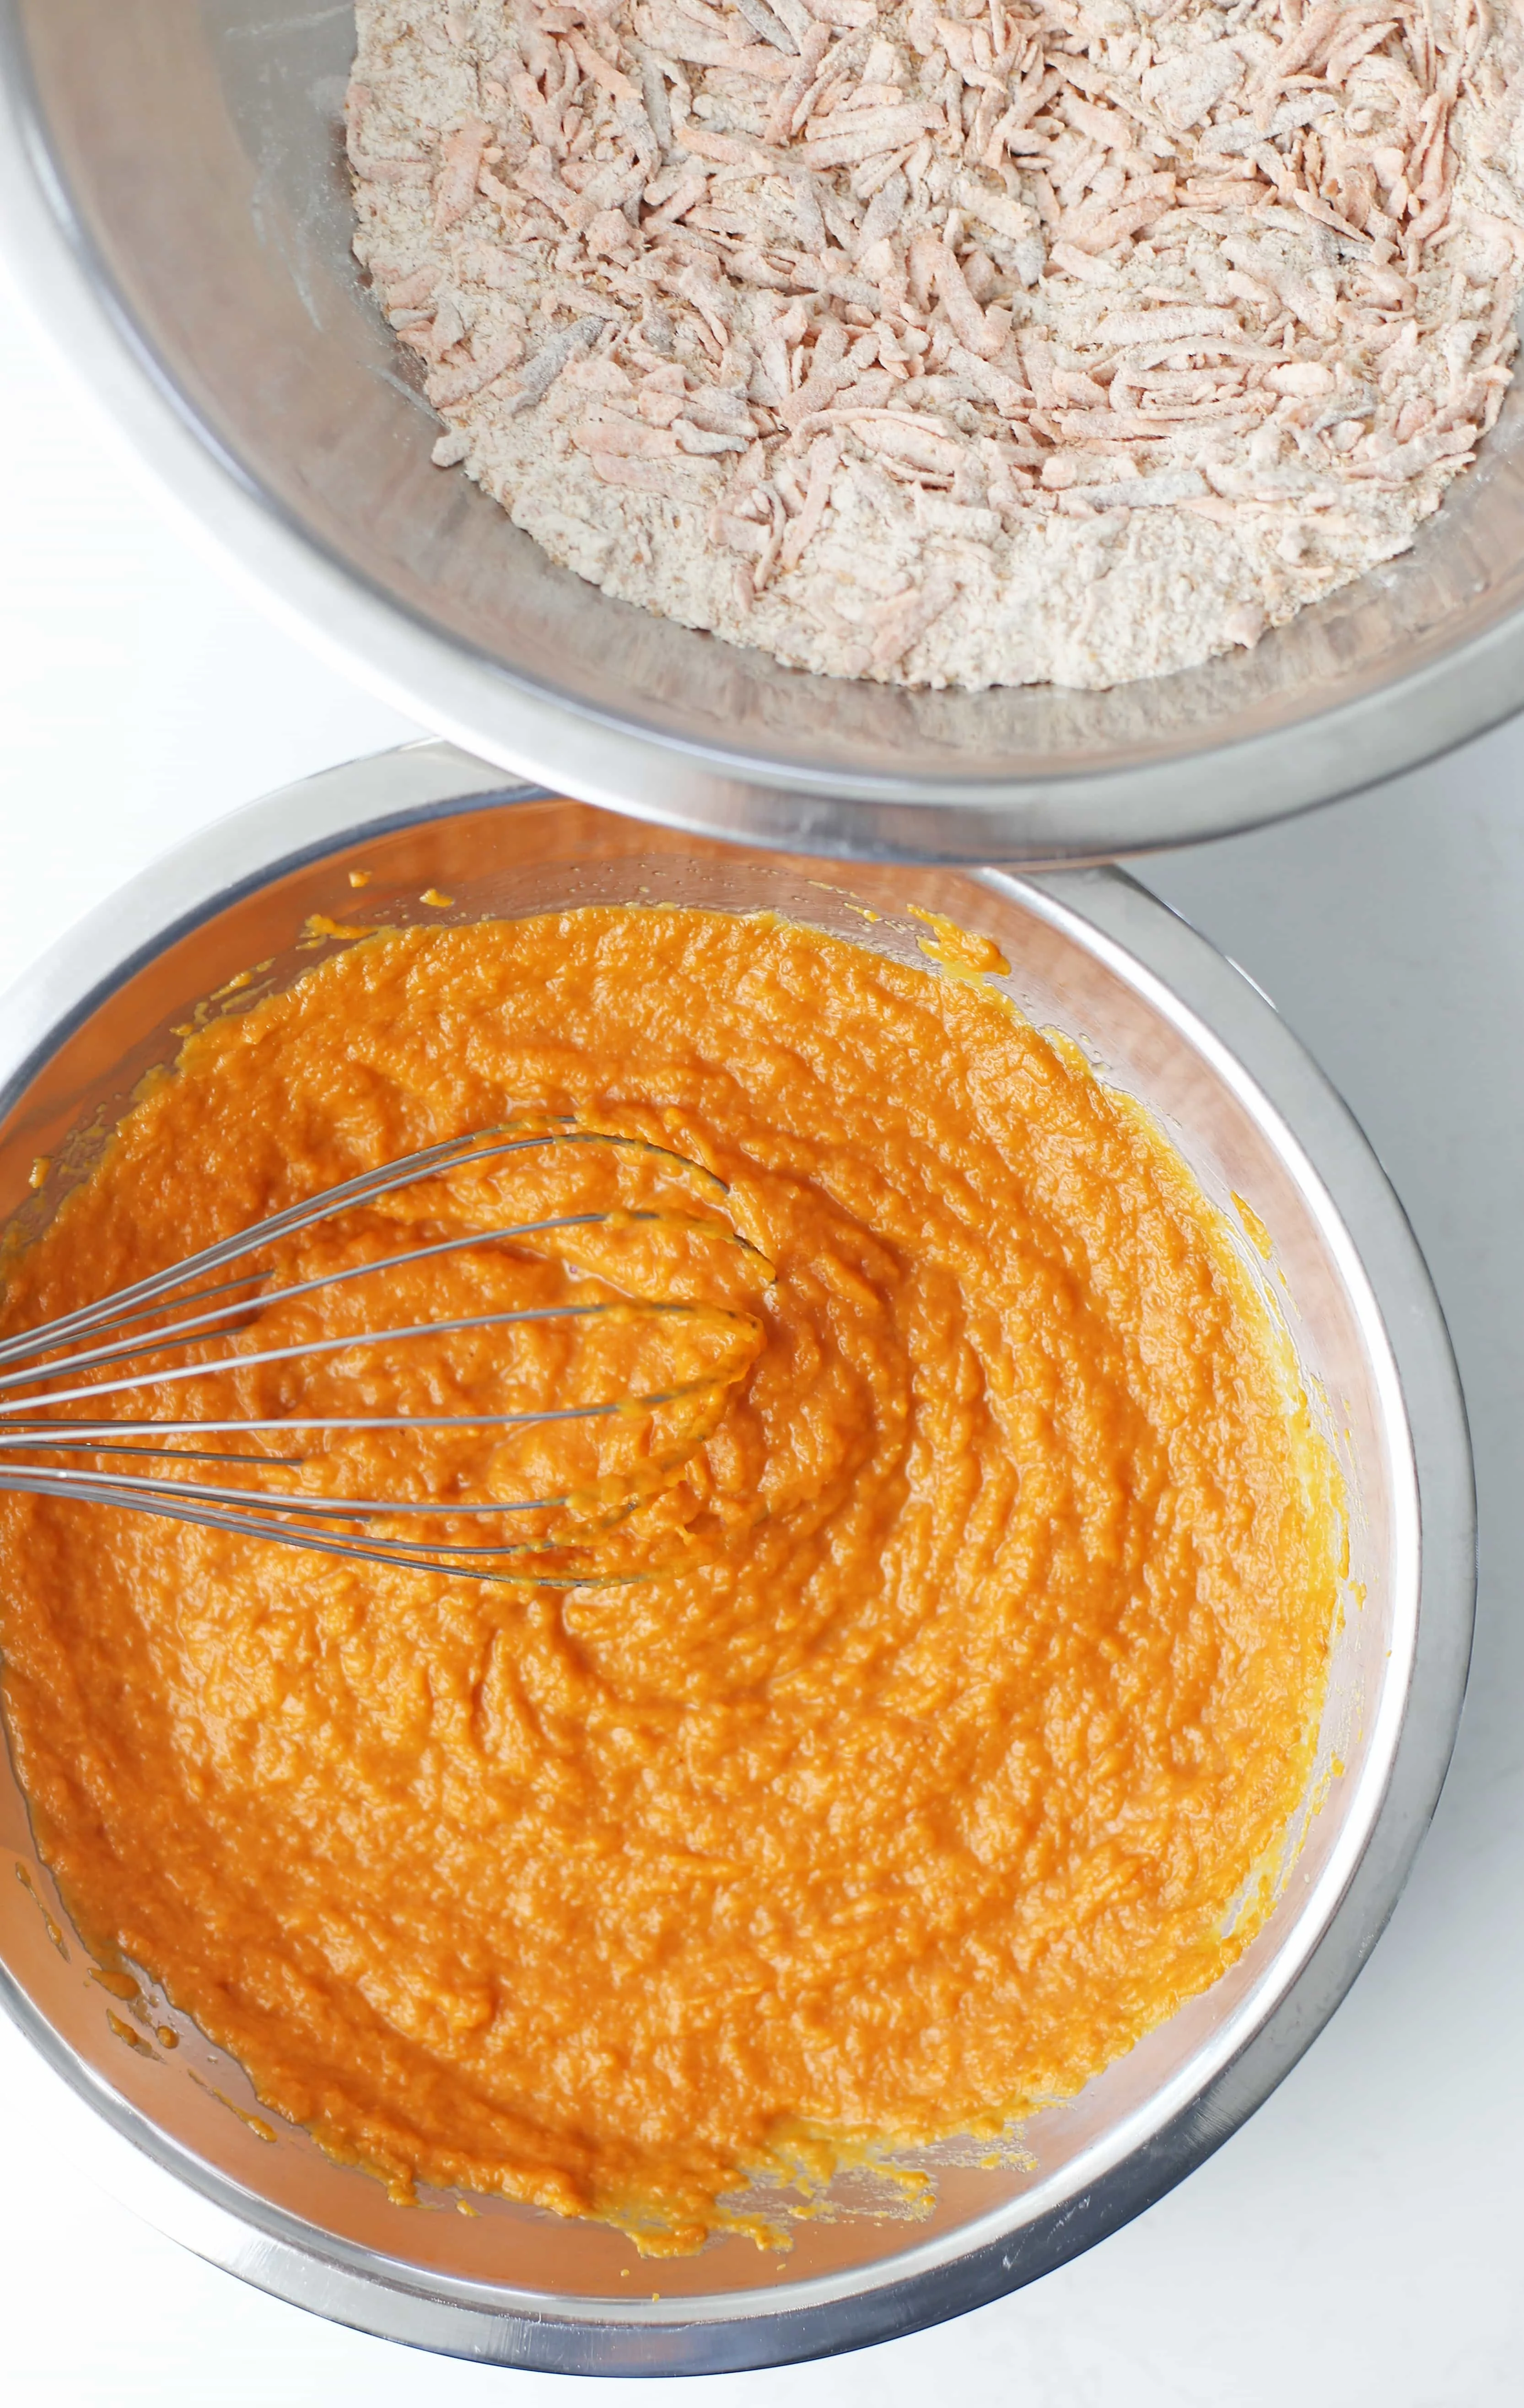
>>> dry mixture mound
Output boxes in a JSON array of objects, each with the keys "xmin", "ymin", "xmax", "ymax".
[{"xmin": 349, "ymin": 0, "xmax": 1524, "ymax": 690}]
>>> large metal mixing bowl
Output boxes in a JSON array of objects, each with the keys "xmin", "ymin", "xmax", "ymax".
[
  {"xmin": 0, "ymin": 742, "xmax": 1475, "ymax": 2372},
  {"xmin": 1, "ymin": 4, "xmax": 1523, "ymax": 861}
]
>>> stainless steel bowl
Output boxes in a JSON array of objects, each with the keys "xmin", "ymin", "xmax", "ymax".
[
  {"xmin": 0, "ymin": 742, "xmax": 1474, "ymax": 2374},
  {"xmin": 2, "ymin": 2, "xmax": 1524, "ymax": 862}
]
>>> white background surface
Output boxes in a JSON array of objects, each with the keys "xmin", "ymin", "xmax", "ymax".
[{"xmin": 2, "ymin": 279, "xmax": 1523, "ymax": 2408}]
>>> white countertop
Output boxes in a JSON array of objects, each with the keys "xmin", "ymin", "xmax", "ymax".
[{"xmin": 2, "ymin": 286, "xmax": 1521, "ymax": 2408}]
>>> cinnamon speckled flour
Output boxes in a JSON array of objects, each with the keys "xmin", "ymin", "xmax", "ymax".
[{"xmin": 349, "ymin": 0, "xmax": 1524, "ymax": 690}]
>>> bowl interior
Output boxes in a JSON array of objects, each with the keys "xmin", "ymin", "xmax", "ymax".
[
  {"xmin": 7, "ymin": 0, "xmax": 1524, "ymax": 806},
  {"xmin": 0, "ymin": 801, "xmax": 1412, "ymax": 2317}
]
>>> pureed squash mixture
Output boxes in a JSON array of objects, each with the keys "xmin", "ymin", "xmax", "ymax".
[{"xmin": 0, "ymin": 900, "xmax": 1341, "ymax": 2254}]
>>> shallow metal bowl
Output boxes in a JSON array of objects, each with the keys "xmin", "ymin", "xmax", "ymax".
[
  {"xmin": 0, "ymin": 743, "xmax": 1474, "ymax": 2373},
  {"xmin": 3, "ymin": 1, "xmax": 1524, "ymax": 860}
]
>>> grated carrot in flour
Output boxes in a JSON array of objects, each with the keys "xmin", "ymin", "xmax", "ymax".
[{"xmin": 350, "ymin": 0, "xmax": 1524, "ymax": 689}]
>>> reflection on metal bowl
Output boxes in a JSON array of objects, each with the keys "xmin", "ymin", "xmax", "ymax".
[
  {"xmin": 1, "ymin": 1, "xmax": 1523, "ymax": 859},
  {"xmin": 0, "ymin": 745, "xmax": 1475, "ymax": 2372}
]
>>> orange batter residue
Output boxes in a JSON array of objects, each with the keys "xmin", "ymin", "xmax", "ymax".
[{"xmin": 0, "ymin": 906, "xmax": 1341, "ymax": 2253}]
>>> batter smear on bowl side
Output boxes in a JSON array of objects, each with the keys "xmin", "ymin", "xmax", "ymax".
[
  {"xmin": 349, "ymin": 0, "xmax": 1524, "ymax": 689},
  {"xmin": 0, "ymin": 908, "xmax": 1341, "ymax": 2251}
]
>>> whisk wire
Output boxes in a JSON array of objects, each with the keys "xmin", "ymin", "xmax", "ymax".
[
  {"xmin": 0, "ymin": 1299, "xmax": 755, "ymax": 1421},
  {"xmin": 0, "ymin": 1467, "xmax": 657, "ymax": 1587}
]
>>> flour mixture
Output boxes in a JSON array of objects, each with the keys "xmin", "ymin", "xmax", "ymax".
[{"xmin": 349, "ymin": 0, "xmax": 1524, "ymax": 688}]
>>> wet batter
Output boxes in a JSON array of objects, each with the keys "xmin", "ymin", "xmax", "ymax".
[{"xmin": 0, "ymin": 905, "xmax": 1341, "ymax": 2252}]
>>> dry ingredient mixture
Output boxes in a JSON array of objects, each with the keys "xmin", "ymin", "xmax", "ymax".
[
  {"xmin": 0, "ymin": 908, "xmax": 1341, "ymax": 2251},
  {"xmin": 349, "ymin": 0, "xmax": 1524, "ymax": 689}
]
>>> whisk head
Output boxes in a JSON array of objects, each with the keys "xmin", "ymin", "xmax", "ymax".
[{"xmin": 0, "ymin": 1120, "xmax": 775, "ymax": 1586}]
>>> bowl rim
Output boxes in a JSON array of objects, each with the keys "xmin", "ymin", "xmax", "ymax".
[
  {"xmin": 0, "ymin": 745, "xmax": 1478, "ymax": 2374},
  {"xmin": 0, "ymin": 0, "xmax": 1521, "ymax": 863}
]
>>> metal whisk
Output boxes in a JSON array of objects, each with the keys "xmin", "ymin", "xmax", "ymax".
[{"xmin": 0, "ymin": 1123, "xmax": 774, "ymax": 1586}]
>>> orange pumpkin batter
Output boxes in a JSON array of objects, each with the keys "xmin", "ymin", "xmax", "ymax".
[{"xmin": 0, "ymin": 905, "xmax": 1340, "ymax": 2253}]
